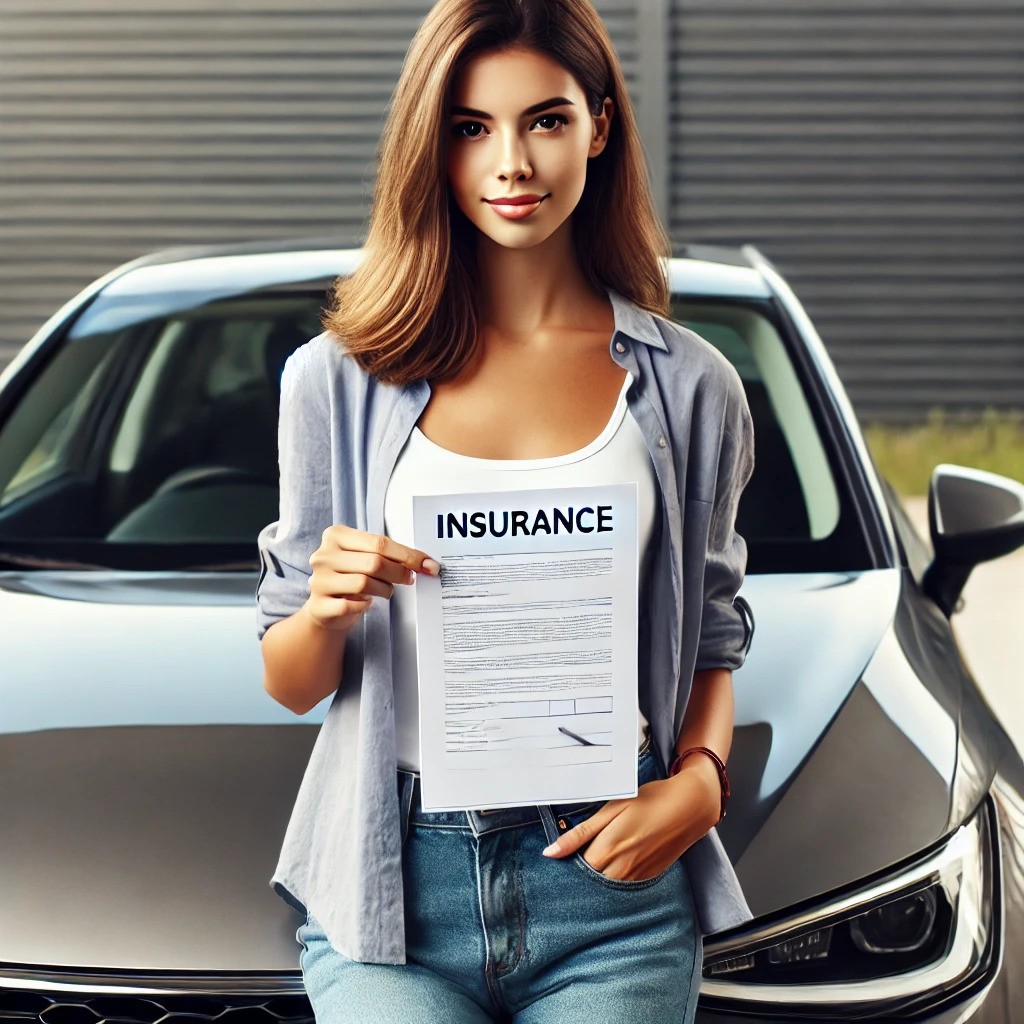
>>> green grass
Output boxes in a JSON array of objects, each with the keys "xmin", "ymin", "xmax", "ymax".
[{"xmin": 862, "ymin": 407, "xmax": 1024, "ymax": 498}]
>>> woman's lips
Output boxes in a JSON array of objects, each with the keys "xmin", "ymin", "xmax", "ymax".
[{"xmin": 485, "ymin": 195, "xmax": 547, "ymax": 219}]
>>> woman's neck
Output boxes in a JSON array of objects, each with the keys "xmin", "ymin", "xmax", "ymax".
[{"xmin": 473, "ymin": 221, "xmax": 608, "ymax": 338}]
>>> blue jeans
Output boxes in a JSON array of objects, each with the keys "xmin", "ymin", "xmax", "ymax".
[{"xmin": 297, "ymin": 735, "xmax": 702, "ymax": 1023}]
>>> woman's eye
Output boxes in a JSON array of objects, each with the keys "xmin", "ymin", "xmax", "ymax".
[
  {"xmin": 532, "ymin": 114, "xmax": 569, "ymax": 132},
  {"xmin": 452, "ymin": 121, "xmax": 485, "ymax": 139}
]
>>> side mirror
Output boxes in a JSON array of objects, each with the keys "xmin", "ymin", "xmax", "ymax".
[{"xmin": 921, "ymin": 464, "xmax": 1024, "ymax": 617}]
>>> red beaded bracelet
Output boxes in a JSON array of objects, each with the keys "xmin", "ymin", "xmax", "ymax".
[{"xmin": 668, "ymin": 746, "xmax": 731, "ymax": 824}]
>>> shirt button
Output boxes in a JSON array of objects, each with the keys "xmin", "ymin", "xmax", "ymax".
[
  {"xmin": 615, "ymin": 341, "xmax": 626, "ymax": 353},
  {"xmin": 658, "ymin": 435, "xmax": 668, "ymax": 448}
]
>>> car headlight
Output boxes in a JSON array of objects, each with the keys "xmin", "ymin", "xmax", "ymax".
[{"xmin": 702, "ymin": 796, "xmax": 1000, "ymax": 1017}]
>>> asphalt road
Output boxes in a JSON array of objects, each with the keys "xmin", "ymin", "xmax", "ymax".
[{"xmin": 904, "ymin": 496, "xmax": 1023, "ymax": 749}]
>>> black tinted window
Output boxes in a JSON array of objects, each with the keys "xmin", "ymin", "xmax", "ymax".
[
  {"xmin": 0, "ymin": 284, "xmax": 870, "ymax": 572},
  {"xmin": 674, "ymin": 298, "xmax": 872, "ymax": 573},
  {"xmin": 0, "ymin": 291, "xmax": 323, "ymax": 568}
]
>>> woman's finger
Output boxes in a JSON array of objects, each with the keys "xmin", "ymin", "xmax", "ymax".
[
  {"xmin": 325, "ymin": 572, "xmax": 396, "ymax": 601},
  {"xmin": 336, "ymin": 551, "xmax": 421, "ymax": 587},
  {"xmin": 541, "ymin": 799, "xmax": 625, "ymax": 858},
  {"xmin": 328, "ymin": 524, "xmax": 440, "ymax": 575}
]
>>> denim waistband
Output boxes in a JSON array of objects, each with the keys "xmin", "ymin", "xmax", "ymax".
[{"xmin": 397, "ymin": 731, "xmax": 656, "ymax": 836}]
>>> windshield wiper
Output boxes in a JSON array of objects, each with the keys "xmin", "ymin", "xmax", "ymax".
[
  {"xmin": 0, "ymin": 541, "xmax": 261, "ymax": 572},
  {"xmin": 0, "ymin": 549, "xmax": 111, "ymax": 570}
]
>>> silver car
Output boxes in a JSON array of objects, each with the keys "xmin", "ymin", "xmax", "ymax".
[{"xmin": 1, "ymin": 241, "xmax": 1022, "ymax": 1022}]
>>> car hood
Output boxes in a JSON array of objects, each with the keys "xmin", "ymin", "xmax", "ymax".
[{"xmin": 0, "ymin": 567, "xmax": 960, "ymax": 972}]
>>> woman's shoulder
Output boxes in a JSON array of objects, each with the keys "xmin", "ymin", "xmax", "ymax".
[
  {"xmin": 279, "ymin": 329, "xmax": 374, "ymax": 402},
  {"xmin": 645, "ymin": 311, "xmax": 745, "ymax": 401}
]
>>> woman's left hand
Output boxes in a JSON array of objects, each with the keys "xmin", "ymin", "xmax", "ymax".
[{"xmin": 542, "ymin": 760, "xmax": 722, "ymax": 881}]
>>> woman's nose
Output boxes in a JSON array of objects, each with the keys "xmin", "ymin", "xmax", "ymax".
[{"xmin": 497, "ymin": 135, "xmax": 532, "ymax": 181}]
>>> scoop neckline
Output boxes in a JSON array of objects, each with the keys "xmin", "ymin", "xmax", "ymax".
[{"xmin": 412, "ymin": 371, "xmax": 633, "ymax": 470}]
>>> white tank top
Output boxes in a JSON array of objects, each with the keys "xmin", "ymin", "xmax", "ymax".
[{"xmin": 384, "ymin": 370, "xmax": 657, "ymax": 772}]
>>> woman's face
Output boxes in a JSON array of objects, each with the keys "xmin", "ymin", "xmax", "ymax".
[{"xmin": 446, "ymin": 45, "xmax": 613, "ymax": 250}]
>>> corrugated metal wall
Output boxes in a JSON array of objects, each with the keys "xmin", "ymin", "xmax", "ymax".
[
  {"xmin": 0, "ymin": 1, "xmax": 426, "ymax": 363},
  {"xmin": 669, "ymin": 0, "xmax": 1024, "ymax": 422},
  {"xmin": 1, "ymin": 0, "xmax": 1021, "ymax": 423},
  {"xmin": 0, "ymin": 0, "xmax": 638, "ymax": 366}
]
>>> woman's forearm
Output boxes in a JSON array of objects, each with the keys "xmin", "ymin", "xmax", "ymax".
[
  {"xmin": 674, "ymin": 667, "xmax": 735, "ymax": 762},
  {"xmin": 261, "ymin": 601, "xmax": 351, "ymax": 716},
  {"xmin": 666, "ymin": 667, "xmax": 736, "ymax": 822}
]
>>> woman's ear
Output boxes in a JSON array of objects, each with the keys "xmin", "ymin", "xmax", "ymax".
[{"xmin": 589, "ymin": 96, "xmax": 615, "ymax": 158}]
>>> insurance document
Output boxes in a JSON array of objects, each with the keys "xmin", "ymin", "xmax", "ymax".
[{"xmin": 412, "ymin": 483, "xmax": 639, "ymax": 812}]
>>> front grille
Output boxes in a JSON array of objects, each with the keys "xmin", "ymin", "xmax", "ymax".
[{"xmin": 0, "ymin": 991, "xmax": 314, "ymax": 1024}]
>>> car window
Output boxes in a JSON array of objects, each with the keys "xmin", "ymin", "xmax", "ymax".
[
  {"xmin": 0, "ymin": 292, "xmax": 323, "ymax": 569},
  {"xmin": 675, "ymin": 302, "xmax": 840, "ymax": 542},
  {"xmin": 0, "ymin": 284, "xmax": 872, "ymax": 572},
  {"xmin": 0, "ymin": 331, "xmax": 125, "ymax": 507},
  {"xmin": 673, "ymin": 299, "xmax": 872, "ymax": 574}
]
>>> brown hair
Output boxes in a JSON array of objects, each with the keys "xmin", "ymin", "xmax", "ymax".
[{"xmin": 320, "ymin": 0, "xmax": 671, "ymax": 386}]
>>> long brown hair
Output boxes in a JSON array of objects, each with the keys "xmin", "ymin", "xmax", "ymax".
[{"xmin": 321, "ymin": 0, "xmax": 671, "ymax": 387}]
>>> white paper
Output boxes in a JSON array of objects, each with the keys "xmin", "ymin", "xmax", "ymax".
[{"xmin": 413, "ymin": 483, "xmax": 639, "ymax": 811}]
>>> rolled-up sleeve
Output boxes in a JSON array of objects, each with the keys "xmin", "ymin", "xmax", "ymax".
[
  {"xmin": 694, "ymin": 367, "xmax": 756, "ymax": 672},
  {"xmin": 255, "ymin": 344, "xmax": 332, "ymax": 641}
]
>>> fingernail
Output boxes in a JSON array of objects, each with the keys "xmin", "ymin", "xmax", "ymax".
[
  {"xmin": 542, "ymin": 842, "xmax": 559, "ymax": 856},
  {"xmin": 422, "ymin": 558, "xmax": 441, "ymax": 575}
]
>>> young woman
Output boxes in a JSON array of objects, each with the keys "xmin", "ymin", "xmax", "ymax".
[{"xmin": 257, "ymin": 1, "xmax": 756, "ymax": 1020}]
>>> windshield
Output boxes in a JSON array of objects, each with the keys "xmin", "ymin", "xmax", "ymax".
[{"xmin": 0, "ymin": 283, "xmax": 869, "ymax": 572}]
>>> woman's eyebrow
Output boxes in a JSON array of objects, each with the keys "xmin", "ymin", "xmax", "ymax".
[{"xmin": 450, "ymin": 96, "xmax": 575, "ymax": 119}]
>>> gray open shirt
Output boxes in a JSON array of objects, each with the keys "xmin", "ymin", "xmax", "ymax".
[{"xmin": 256, "ymin": 288, "xmax": 756, "ymax": 963}]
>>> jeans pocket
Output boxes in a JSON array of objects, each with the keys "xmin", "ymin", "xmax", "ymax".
[
  {"xmin": 572, "ymin": 844, "xmax": 676, "ymax": 890},
  {"xmin": 563, "ymin": 745, "xmax": 677, "ymax": 890}
]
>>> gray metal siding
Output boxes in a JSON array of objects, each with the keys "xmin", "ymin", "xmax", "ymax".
[
  {"xmin": 669, "ymin": 0, "xmax": 1024, "ymax": 422},
  {"xmin": 0, "ymin": 1, "xmax": 639, "ymax": 367},
  {"xmin": 1, "ymin": 0, "xmax": 1021, "ymax": 423}
]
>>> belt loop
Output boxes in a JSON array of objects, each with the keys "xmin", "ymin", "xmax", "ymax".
[
  {"xmin": 536, "ymin": 804, "xmax": 563, "ymax": 846},
  {"xmin": 398, "ymin": 771, "xmax": 414, "ymax": 846}
]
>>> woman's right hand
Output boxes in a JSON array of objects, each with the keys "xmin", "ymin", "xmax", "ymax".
[{"xmin": 303, "ymin": 524, "xmax": 440, "ymax": 633}]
